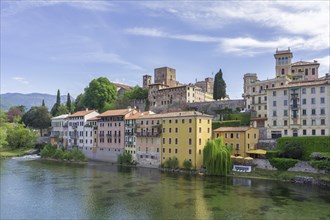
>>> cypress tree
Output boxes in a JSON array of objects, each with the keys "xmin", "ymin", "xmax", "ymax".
[
  {"xmin": 66, "ymin": 93, "xmax": 72, "ymax": 113},
  {"xmin": 51, "ymin": 89, "xmax": 61, "ymax": 116},
  {"xmin": 213, "ymin": 69, "xmax": 227, "ymax": 100},
  {"xmin": 42, "ymin": 99, "xmax": 45, "ymax": 106}
]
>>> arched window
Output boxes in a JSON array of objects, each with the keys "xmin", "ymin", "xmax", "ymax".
[{"xmin": 281, "ymin": 68, "xmax": 285, "ymax": 75}]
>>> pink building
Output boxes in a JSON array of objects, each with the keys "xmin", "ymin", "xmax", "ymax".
[{"xmin": 97, "ymin": 108, "xmax": 137, "ymax": 158}]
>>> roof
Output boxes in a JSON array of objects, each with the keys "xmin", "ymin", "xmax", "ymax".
[
  {"xmin": 51, "ymin": 114, "xmax": 69, "ymax": 120},
  {"xmin": 291, "ymin": 61, "xmax": 319, "ymax": 66},
  {"xmin": 267, "ymin": 78, "xmax": 329, "ymax": 90},
  {"xmin": 137, "ymin": 111, "xmax": 212, "ymax": 119},
  {"xmin": 67, "ymin": 110, "xmax": 96, "ymax": 118},
  {"xmin": 99, "ymin": 108, "xmax": 135, "ymax": 117},
  {"xmin": 112, "ymin": 82, "xmax": 133, "ymax": 91},
  {"xmin": 213, "ymin": 127, "xmax": 254, "ymax": 132},
  {"xmin": 87, "ymin": 117, "xmax": 100, "ymax": 121},
  {"xmin": 126, "ymin": 111, "xmax": 156, "ymax": 119}
]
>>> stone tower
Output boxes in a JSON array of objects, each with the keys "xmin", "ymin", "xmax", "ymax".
[
  {"xmin": 143, "ymin": 75, "xmax": 152, "ymax": 88},
  {"xmin": 154, "ymin": 67, "xmax": 176, "ymax": 87},
  {"xmin": 274, "ymin": 48, "xmax": 293, "ymax": 78}
]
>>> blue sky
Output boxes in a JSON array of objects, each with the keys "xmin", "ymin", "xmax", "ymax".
[{"xmin": 1, "ymin": 1, "xmax": 329, "ymax": 99}]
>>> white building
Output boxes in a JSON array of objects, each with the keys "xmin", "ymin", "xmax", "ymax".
[
  {"xmin": 267, "ymin": 74, "xmax": 330, "ymax": 138},
  {"xmin": 50, "ymin": 114, "xmax": 69, "ymax": 148},
  {"xmin": 67, "ymin": 109, "xmax": 99, "ymax": 149}
]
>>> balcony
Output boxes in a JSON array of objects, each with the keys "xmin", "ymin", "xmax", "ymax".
[
  {"xmin": 290, "ymin": 104, "xmax": 299, "ymax": 110},
  {"xmin": 136, "ymin": 132, "xmax": 160, "ymax": 137},
  {"xmin": 106, "ymin": 134, "xmax": 112, "ymax": 137},
  {"xmin": 125, "ymin": 123, "xmax": 134, "ymax": 127}
]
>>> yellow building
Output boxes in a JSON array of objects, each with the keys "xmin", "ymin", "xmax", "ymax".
[
  {"xmin": 161, "ymin": 111, "xmax": 212, "ymax": 170},
  {"xmin": 213, "ymin": 127, "xmax": 259, "ymax": 157}
]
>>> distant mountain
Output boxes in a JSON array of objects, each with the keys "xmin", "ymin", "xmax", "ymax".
[{"xmin": 0, "ymin": 93, "xmax": 75, "ymax": 111}]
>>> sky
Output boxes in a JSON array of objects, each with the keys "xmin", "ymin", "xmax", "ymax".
[{"xmin": 1, "ymin": 1, "xmax": 329, "ymax": 99}]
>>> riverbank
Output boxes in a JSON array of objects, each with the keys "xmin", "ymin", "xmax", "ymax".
[
  {"xmin": 230, "ymin": 168, "xmax": 330, "ymax": 187},
  {"xmin": 0, "ymin": 147, "xmax": 37, "ymax": 158}
]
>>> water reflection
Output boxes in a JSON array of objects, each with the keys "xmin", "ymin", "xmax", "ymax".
[{"xmin": 1, "ymin": 159, "xmax": 330, "ymax": 220}]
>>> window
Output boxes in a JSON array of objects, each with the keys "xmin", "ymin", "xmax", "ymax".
[
  {"xmin": 162, "ymin": 148, "xmax": 165, "ymax": 153},
  {"xmin": 311, "ymin": 87, "xmax": 315, "ymax": 94},
  {"xmin": 302, "ymin": 98, "xmax": 306, "ymax": 105},
  {"xmin": 169, "ymin": 138, "xmax": 171, "ymax": 144},
  {"xmin": 284, "ymin": 100, "xmax": 287, "ymax": 106},
  {"xmin": 281, "ymin": 69, "xmax": 285, "ymax": 75},
  {"xmin": 312, "ymin": 119, "xmax": 316, "ymax": 125},
  {"xmin": 182, "ymin": 119, "xmax": 185, "ymax": 124},
  {"xmin": 305, "ymin": 68, "xmax": 308, "ymax": 76},
  {"xmin": 312, "ymin": 68, "xmax": 315, "ymax": 75},
  {"xmin": 163, "ymin": 138, "xmax": 165, "ymax": 144},
  {"xmin": 175, "ymin": 138, "xmax": 178, "ymax": 144},
  {"xmin": 302, "ymin": 120, "xmax": 307, "ymax": 125},
  {"xmin": 189, "ymin": 139, "xmax": 192, "ymax": 145},
  {"xmin": 273, "ymin": 120, "xmax": 277, "ymax": 126},
  {"xmin": 169, "ymin": 128, "xmax": 172, "ymax": 133},
  {"xmin": 199, "ymin": 138, "xmax": 201, "ymax": 145},
  {"xmin": 248, "ymin": 133, "xmax": 250, "ymax": 139},
  {"xmin": 303, "ymin": 130, "xmax": 307, "ymax": 135},
  {"xmin": 311, "ymin": 98, "xmax": 315, "ymax": 104},
  {"xmin": 189, "ymin": 149, "xmax": 192, "ymax": 154},
  {"xmin": 302, "ymin": 109, "xmax": 307, "ymax": 115},
  {"xmin": 189, "ymin": 119, "xmax": 192, "ymax": 123},
  {"xmin": 199, "ymin": 149, "xmax": 202, "ymax": 155},
  {"xmin": 169, "ymin": 148, "xmax": 171, "ymax": 153},
  {"xmin": 321, "ymin": 129, "xmax": 325, "ymax": 135},
  {"xmin": 284, "ymin": 120, "xmax": 288, "ymax": 126},
  {"xmin": 284, "ymin": 110, "xmax": 288, "ymax": 116},
  {"xmin": 311, "ymin": 109, "xmax": 316, "ymax": 115},
  {"xmin": 230, "ymin": 133, "xmax": 234, "ymax": 138},
  {"xmin": 284, "ymin": 130, "xmax": 288, "ymax": 135},
  {"xmin": 302, "ymin": 88, "xmax": 306, "ymax": 94},
  {"xmin": 189, "ymin": 127, "xmax": 192, "ymax": 133},
  {"xmin": 236, "ymin": 133, "xmax": 239, "ymax": 138},
  {"xmin": 236, "ymin": 144, "xmax": 240, "ymax": 150},
  {"xmin": 273, "ymin": 101, "xmax": 277, "ymax": 107},
  {"xmin": 320, "ymin": 108, "xmax": 325, "ymax": 115},
  {"xmin": 175, "ymin": 128, "xmax": 178, "ymax": 133},
  {"xmin": 175, "ymin": 119, "xmax": 178, "ymax": 124},
  {"xmin": 284, "ymin": 90, "xmax": 287, "ymax": 95},
  {"xmin": 199, "ymin": 127, "xmax": 202, "ymax": 133},
  {"xmin": 254, "ymin": 134, "xmax": 256, "ymax": 139},
  {"xmin": 320, "ymin": 97, "xmax": 325, "ymax": 104},
  {"xmin": 273, "ymin": 110, "xmax": 277, "ymax": 117},
  {"xmin": 175, "ymin": 149, "xmax": 178, "ymax": 154},
  {"xmin": 273, "ymin": 91, "xmax": 276, "ymax": 96},
  {"xmin": 312, "ymin": 129, "xmax": 316, "ymax": 135},
  {"xmin": 321, "ymin": 119, "xmax": 325, "ymax": 125},
  {"xmin": 320, "ymin": 86, "xmax": 325, "ymax": 93}
]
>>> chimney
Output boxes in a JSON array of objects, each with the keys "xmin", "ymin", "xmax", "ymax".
[{"xmin": 86, "ymin": 108, "xmax": 88, "ymax": 111}]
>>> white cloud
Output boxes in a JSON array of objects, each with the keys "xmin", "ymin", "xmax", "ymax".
[
  {"xmin": 1, "ymin": 0, "xmax": 113, "ymax": 16},
  {"xmin": 12, "ymin": 77, "xmax": 29, "ymax": 84}
]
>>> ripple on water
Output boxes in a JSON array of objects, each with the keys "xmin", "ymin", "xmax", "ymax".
[
  {"xmin": 89, "ymin": 185, "xmax": 103, "ymax": 189},
  {"xmin": 124, "ymin": 181, "xmax": 145, "ymax": 187},
  {"xmin": 138, "ymin": 188, "xmax": 152, "ymax": 193},
  {"xmin": 101, "ymin": 181, "xmax": 111, "ymax": 185},
  {"xmin": 107, "ymin": 189, "xmax": 127, "ymax": 193},
  {"xmin": 208, "ymin": 207, "xmax": 222, "ymax": 212},
  {"xmin": 203, "ymin": 194, "xmax": 216, "ymax": 199},
  {"xmin": 127, "ymin": 192, "xmax": 144, "ymax": 197}
]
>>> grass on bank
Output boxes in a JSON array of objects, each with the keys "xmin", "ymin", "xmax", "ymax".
[
  {"xmin": 230, "ymin": 168, "xmax": 330, "ymax": 182},
  {"xmin": 0, "ymin": 146, "xmax": 33, "ymax": 157}
]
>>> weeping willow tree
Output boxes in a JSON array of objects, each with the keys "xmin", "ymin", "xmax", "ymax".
[{"xmin": 203, "ymin": 138, "xmax": 232, "ymax": 176}]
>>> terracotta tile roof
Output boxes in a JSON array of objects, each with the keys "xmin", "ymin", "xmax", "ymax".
[
  {"xmin": 99, "ymin": 109, "xmax": 135, "ymax": 117},
  {"xmin": 213, "ymin": 127, "xmax": 253, "ymax": 132},
  {"xmin": 87, "ymin": 117, "xmax": 100, "ymax": 121},
  {"xmin": 137, "ymin": 111, "xmax": 212, "ymax": 119},
  {"xmin": 126, "ymin": 111, "xmax": 156, "ymax": 119},
  {"xmin": 112, "ymin": 82, "xmax": 133, "ymax": 91},
  {"xmin": 68, "ymin": 110, "xmax": 97, "ymax": 118}
]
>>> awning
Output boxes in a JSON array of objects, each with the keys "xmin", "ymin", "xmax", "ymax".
[
  {"xmin": 244, "ymin": 157, "xmax": 253, "ymax": 160},
  {"xmin": 246, "ymin": 149, "xmax": 267, "ymax": 155}
]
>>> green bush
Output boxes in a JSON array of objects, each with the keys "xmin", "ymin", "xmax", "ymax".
[
  {"xmin": 63, "ymin": 151, "xmax": 73, "ymax": 161},
  {"xmin": 71, "ymin": 149, "xmax": 86, "ymax": 161},
  {"xmin": 266, "ymin": 150, "xmax": 281, "ymax": 159},
  {"xmin": 53, "ymin": 149, "xmax": 64, "ymax": 160},
  {"xmin": 212, "ymin": 120, "xmax": 241, "ymax": 130},
  {"xmin": 164, "ymin": 157, "xmax": 179, "ymax": 169},
  {"xmin": 40, "ymin": 144, "xmax": 85, "ymax": 162},
  {"xmin": 269, "ymin": 158, "xmax": 299, "ymax": 171},
  {"xmin": 223, "ymin": 112, "xmax": 251, "ymax": 126},
  {"xmin": 277, "ymin": 136, "xmax": 330, "ymax": 160},
  {"xmin": 183, "ymin": 159, "xmax": 192, "ymax": 170},
  {"xmin": 117, "ymin": 151, "xmax": 133, "ymax": 165},
  {"xmin": 40, "ymin": 144, "xmax": 57, "ymax": 158},
  {"xmin": 309, "ymin": 160, "xmax": 330, "ymax": 171},
  {"xmin": 281, "ymin": 141, "xmax": 304, "ymax": 160}
]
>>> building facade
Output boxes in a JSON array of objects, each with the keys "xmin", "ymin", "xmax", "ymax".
[
  {"xmin": 67, "ymin": 110, "xmax": 99, "ymax": 149},
  {"xmin": 213, "ymin": 127, "xmax": 259, "ymax": 157},
  {"xmin": 50, "ymin": 114, "xmax": 69, "ymax": 148},
  {"xmin": 267, "ymin": 75, "xmax": 330, "ymax": 138}
]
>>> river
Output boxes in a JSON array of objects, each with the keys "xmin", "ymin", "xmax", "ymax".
[{"xmin": 1, "ymin": 158, "xmax": 329, "ymax": 220}]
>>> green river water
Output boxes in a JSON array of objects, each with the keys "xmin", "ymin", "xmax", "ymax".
[{"xmin": 1, "ymin": 158, "xmax": 329, "ymax": 220}]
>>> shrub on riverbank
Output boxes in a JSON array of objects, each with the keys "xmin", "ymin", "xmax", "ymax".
[
  {"xmin": 40, "ymin": 144, "xmax": 86, "ymax": 162},
  {"xmin": 163, "ymin": 157, "xmax": 179, "ymax": 169},
  {"xmin": 269, "ymin": 158, "xmax": 299, "ymax": 171},
  {"xmin": 117, "ymin": 151, "xmax": 133, "ymax": 165}
]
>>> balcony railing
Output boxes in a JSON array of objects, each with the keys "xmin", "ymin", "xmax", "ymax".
[{"xmin": 136, "ymin": 132, "xmax": 160, "ymax": 137}]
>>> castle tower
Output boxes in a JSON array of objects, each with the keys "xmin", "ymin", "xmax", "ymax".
[
  {"xmin": 154, "ymin": 67, "xmax": 176, "ymax": 87},
  {"xmin": 274, "ymin": 48, "xmax": 293, "ymax": 78},
  {"xmin": 143, "ymin": 75, "xmax": 152, "ymax": 88}
]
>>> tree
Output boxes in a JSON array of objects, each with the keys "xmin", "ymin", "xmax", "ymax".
[
  {"xmin": 42, "ymin": 99, "xmax": 45, "ymax": 107},
  {"xmin": 6, "ymin": 105, "xmax": 25, "ymax": 123},
  {"xmin": 6, "ymin": 123, "xmax": 37, "ymax": 149},
  {"xmin": 203, "ymin": 137, "xmax": 231, "ymax": 176},
  {"xmin": 74, "ymin": 93, "xmax": 85, "ymax": 111},
  {"xmin": 83, "ymin": 77, "xmax": 117, "ymax": 112},
  {"xmin": 51, "ymin": 89, "xmax": 61, "ymax": 116},
  {"xmin": 115, "ymin": 86, "xmax": 148, "ymax": 109},
  {"xmin": 213, "ymin": 69, "xmax": 226, "ymax": 100},
  {"xmin": 0, "ymin": 110, "xmax": 8, "ymax": 147},
  {"xmin": 57, "ymin": 104, "xmax": 69, "ymax": 116},
  {"xmin": 66, "ymin": 93, "xmax": 72, "ymax": 113},
  {"xmin": 22, "ymin": 106, "xmax": 51, "ymax": 136}
]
